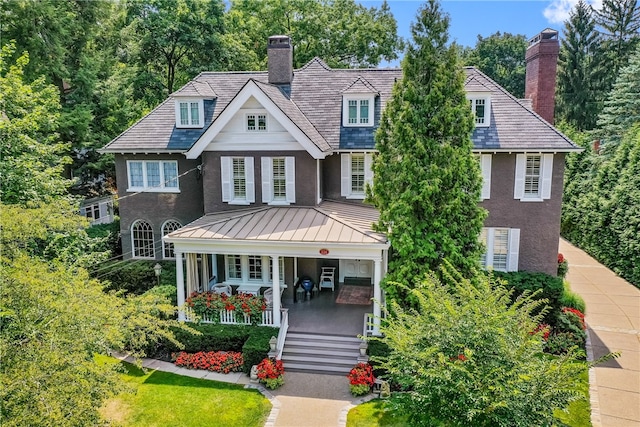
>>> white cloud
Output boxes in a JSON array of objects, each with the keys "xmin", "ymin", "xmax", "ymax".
[{"xmin": 543, "ymin": 0, "xmax": 603, "ymax": 24}]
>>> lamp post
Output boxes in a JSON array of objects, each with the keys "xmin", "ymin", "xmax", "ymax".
[{"xmin": 153, "ymin": 263, "xmax": 162, "ymax": 286}]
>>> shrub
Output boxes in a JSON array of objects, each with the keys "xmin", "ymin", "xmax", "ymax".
[
  {"xmin": 347, "ymin": 363, "xmax": 375, "ymax": 396},
  {"xmin": 256, "ymin": 357, "xmax": 284, "ymax": 389},
  {"xmin": 143, "ymin": 284, "xmax": 177, "ymax": 306},
  {"xmin": 172, "ymin": 351, "xmax": 244, "ymax": 373},
  {"xmin": 367, "ymin": 340, "xmax": 390, "ymax": 379},
  {"xmin": 86, "ymin": 219, "xmax": 121, "ymax": 258},
  {"xmin": 98, "ymin": 260, "xmax": 176, "ymax": 295},
  {"xmin": 493, "ymin": 271, "xmax": 564, "ymax": 324},
  {"xmin": 546, "ymin": 332, "xmax": 586, "ymax": 356},
  {"xmin": 242, "ymin": 328, "xmax": 277, "ymax": 373}
]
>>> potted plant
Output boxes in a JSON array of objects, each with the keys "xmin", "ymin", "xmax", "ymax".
[
  {"xmin": 256, "ymin": 357, "xmax": 285, "ymax": 389},
  {"xmin": 347, "ymin": 362, "xmax": 375, "ymax": 396}
]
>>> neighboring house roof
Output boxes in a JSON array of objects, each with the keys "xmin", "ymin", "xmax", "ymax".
[
  {"xmin": 101, "ymin": 59, "xmax": 579, "ymax": 154},
  {"xmin": 165, "ymin": 200, "xmax": 387, "ymax": 246},
  {"xmin": 464, "ymin": 67, "xmax": 580, "ymax": 152}
]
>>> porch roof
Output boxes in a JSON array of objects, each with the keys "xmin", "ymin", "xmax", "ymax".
[{"xmin": 165, "ymin": 200, "xmax": 387, "ymax": 246}]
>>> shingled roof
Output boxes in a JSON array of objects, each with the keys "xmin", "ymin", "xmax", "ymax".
[{"xmin": 101, "ymin": 60, "xmax": 578, "ymax": 154}]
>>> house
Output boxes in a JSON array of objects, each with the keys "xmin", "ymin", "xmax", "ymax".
[
  {"xmin": 101, "ymin": 31, "xmax": 579, "ymax": 354},
  {"xmin": 79, "ymin": 195, "xmax": 115, "ymax": 226}
]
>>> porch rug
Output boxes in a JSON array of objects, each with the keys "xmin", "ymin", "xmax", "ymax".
[{"xmin": 336, "ymin": 285, "xmax": 373, "ymax": 305}]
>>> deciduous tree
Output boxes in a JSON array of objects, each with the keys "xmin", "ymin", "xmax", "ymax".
[
  {"xmin": 461, "ymin": 31, "xmax": 527, "ymax": 98},
  {"xmin": 374, "ymin": 265, "xmax": 585, "ymax": 426},
  {"xmin": 225, "ymin": 0, "xmax": 403, "ymax": 69},
  {"xmin": 369, "ymin": 0, "xmax": 485, "ymax": 301}
]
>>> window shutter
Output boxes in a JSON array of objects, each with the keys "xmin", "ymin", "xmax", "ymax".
[
  {"xmin": 364, "ymin": 153, "xmax": 374, "ymax": 190},
  {"xmin": 221, "ymin": 157, "xmax": 231, "ymax": 202},
  {"xmin": 514, "ymin": 154, "xmax": 525, "ymax": 199},
  {"xmin": 481, "ymin": 154, "xmax": 492, "ymax": 200},
  {"xmin": 541, "ymin": 154, "xmax": 554, "ymax": 200},
  {"xmin": 341, "ymin": 154, "xmax": 350, "ymax": 197},
  {"xmin": 245, "ymin": 157, "xmax": 255, "ymax": 203},
  {"xmin": 261, "ymin": 157, "xmax": 272, "ymax": 203},
  {"xmin": 508, "ymin": 228, "xmax": 520, "ymax": 272},
  {"xmin": 286, "ymin": 156, "xmax": 296, "ymax": 203},
  {"xmin": 99, "ymin": 202, "xmax": 108, "ymax": 220}
]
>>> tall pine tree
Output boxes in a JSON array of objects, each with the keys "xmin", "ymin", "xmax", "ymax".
[
  {"xmin": 370, "ymin": 0, "xmax": 486, "ymax": 301},
  {"xmin": 556, "ymin": 0, "xmax": 604, "ymax": 130}
]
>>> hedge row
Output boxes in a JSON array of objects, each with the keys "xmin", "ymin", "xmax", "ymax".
[{"xmin": 149, "ymin": 323, "xmax": 278, "ymax": 373}]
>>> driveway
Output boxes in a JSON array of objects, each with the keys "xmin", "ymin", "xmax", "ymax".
[{"xmin": 559, "ymin": 238, "xmax": 640, "ymax": 427}]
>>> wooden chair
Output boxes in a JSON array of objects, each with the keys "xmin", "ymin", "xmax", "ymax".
[{"xmin": 319, "ymin": 267, "xmax": 336, "ymax": 292}]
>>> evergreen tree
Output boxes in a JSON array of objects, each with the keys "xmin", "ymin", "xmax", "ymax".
[
  {"xmin": 370, "ymin": 0, "xmax": 486, "ymax": 301},
  {"xmin": 594, "ymin": 0, "xmax": 640, "ymax": 94},
  {"xmin": 556, "ymin": 0, "xmax": 604, "ymax": 130},
  {"xmin": 596, "ymin": 45, "xmax": 640, "ymax": 142}
]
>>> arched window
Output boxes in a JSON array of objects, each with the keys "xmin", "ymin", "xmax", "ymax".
[
  {"xmin": 131, "ymin": 220, "xmax": 154, "ymax": 259},
  {"xmin": 162, "ymin": 220, "xmax": 181, "ymax": 259}
]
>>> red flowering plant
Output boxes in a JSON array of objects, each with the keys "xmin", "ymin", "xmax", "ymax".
[
  {"xmin": 557, "ymin": 253, "xmax": 569, "ymax": 278},
  {"xmin": 561, "ymin": 307, "xmax": 586, "ymax": 330},
  {"xmin": 172, "ymin": 351, "xmax": 244, "ymax": 373},
  {"xmin": 347, "ymin": 362, "xmax": 375, "ymax": 396},
  {"xmin": 256, "ymin": 357, "xmax": 285, "ymax": 389},
  {"xmin": 185, "ymin": 291, "xmax": 266, "ymax": 324},
  {"xmin": 531, "ymin": 323, "xmax": 551, "ymax": 341}
]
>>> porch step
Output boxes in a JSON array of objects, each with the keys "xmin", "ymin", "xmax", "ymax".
[{"xmin": 281, "ymin": 332, "xmax": 362, "ymax": 375}]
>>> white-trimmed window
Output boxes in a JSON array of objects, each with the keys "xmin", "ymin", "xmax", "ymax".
[
  {"xmin": 224, "ymin": 255, "xmax": 280, "ymax": 284},
  {"xmin": 261, "ymin": 157, "xmax": 295, "ymax": 204},
  {"xmin": 467, "ymin": 95, "xmax": 491, "ymax": 127},
  {"xmin": 227, "ymin": 255, "xmax": 242, "ymax": 280},
  {"xmin": 132, "ymin": 220, "xmax": 155, "ymax": 259},
  {"xmin": 174, "ymin": 99, "xmax": 204, "ymax": 128},
  {"xmin": 478, "ymin": 154, "xmax": 492, "ymax": 200},
  {"xmin": 162, "ymin": 220, "xmax": 181, "ymax": 259},
  {"xmin": 341, "ymin": 153, "xmax": 373, "ymax": 199},
  {"xmin": 221, "ymin": 157, "xmax": 255, "ymax": 204},
  {"xmin": 479, "ymin": 227, "xmax": 520, "ymax": 272},
  {"xmin": 342, "ymin": 95, "xmax": 374, "ymax": 127},
  {"xmin": 247, "ymin": 113, "xmax": 267, "ymax": 131},
  {"xmin": 127, "ymin": 160, "xmax": 179, "ymax": 192},
  {"xmin": 514, "ymin": 153, "xmax": 553, "ymax": 201}
]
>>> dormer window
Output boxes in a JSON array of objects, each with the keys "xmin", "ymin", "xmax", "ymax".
[
  {"xmin": 174, "ymin": 99, "xmax": 204, "ymax": 128},
  {"xmin": 342, "ymin": 95, "xmax": 374, "ymax": 127},
  {"xmin": 467, "ymin": 95, "xmax": 491, "ymax": 127}
]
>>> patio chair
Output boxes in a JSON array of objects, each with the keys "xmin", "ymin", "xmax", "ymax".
[
  {"xmin": 263, "ymin": 287, "xmax": 284, "ymax": 308},
  {"xmin": 319, "ymin": 267, "xmax": 336, "ymax": 292},
  {"xmin": 211, "ymin": 283, "xmax": 232, "ymax": 296}
]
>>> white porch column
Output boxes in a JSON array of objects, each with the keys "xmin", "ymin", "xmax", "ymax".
[
  {"xmin": 211, "ymin": 254, "xmax": 218, "ymax": 282},
  {"xmin": 176, "ymin": 250, "xmax": 186, "ymax": 321},
  {"xmin": 373, "ymin": 258, "xmax": 383, "ymax": 335},
  {"xmin": 271, "ymin": 256, "xmax": 282, "ymax": 327}
]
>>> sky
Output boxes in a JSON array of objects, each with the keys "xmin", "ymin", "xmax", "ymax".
[{"xmin": 360, "ymin": 0, "xmax": 603, "ymax": 49}]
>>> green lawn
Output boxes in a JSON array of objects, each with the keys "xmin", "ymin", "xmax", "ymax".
[{"xmin": 99, "ymin": 357, "xmax": 271, "ymax": 427}]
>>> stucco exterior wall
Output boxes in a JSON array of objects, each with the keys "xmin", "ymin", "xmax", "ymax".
[
  {"xmin": 116, "ymin": 153, "xmax": 204, "ymax": 260},
  {"xmin": 480, "ymin": 152, "xmax": 566, "ymax": 275},
  {"xmin": 202, "ymin": 150, "xmax": 318, "ymax": 213}
]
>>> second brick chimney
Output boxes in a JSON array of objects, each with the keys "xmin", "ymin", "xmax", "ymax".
[
  {"xmin": 267, "ymin": 35, "xmax": 293, "ymax": 86},
  {"xmin": 525, "ymin": 28, "xmax": 559, "ymax": 124}
]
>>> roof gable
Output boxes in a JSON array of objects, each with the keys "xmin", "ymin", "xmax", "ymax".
[{"xmin": 185, "ymin": 79, "xmax": 330, "ymax": 159}]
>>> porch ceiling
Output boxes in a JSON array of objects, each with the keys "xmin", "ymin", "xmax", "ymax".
[{"xmin": 166, "ymin": 200, "xmax": 387, "ymax": 246}]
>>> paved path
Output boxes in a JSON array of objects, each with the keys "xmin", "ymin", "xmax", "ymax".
[{"xmin": 560, "ymin": 239, "xmax": 640, "ymax": 427}]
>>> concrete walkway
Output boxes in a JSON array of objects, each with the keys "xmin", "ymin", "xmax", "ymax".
[{"xmin": 560, "ymin": 239, "xmax": 640, "ymax": 427}]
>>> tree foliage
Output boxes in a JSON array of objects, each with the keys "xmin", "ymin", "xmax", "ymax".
[
  {"xmin": 461, "ymin": 31, "xmax": 527, "ymax": 98},
  {"xmin": 374, "ymin": 265, "xmax": 585, "ymax": 427},
  {"xmin": 556, "ymin": 0, "xmax": 605, "ymax": 130},
  {"xmin": 595, "ymin": 0, "xmax": 640, "ymax": 82},
  {"xmin": 369, "ymin": 0, "xmax": 485, "ymax": 301},
  {"xmin": 0, "ymin": 45, "xmax": 72, "ymax": 204},
  {"xmin": 225, "ymin": 0, "xmax": 403, "ymax": 69}
]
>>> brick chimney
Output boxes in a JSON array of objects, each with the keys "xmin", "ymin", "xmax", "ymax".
[
  {"xmin": 267, "ymin": 35, "xmax": 293, "ymax": 86},
  {"xmin": 525, "ymin": 28, "xmax": 559, "ymax": 124}
]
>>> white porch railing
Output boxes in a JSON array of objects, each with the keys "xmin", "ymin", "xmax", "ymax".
[
  {"xmin": 363, "ymin": 313, "xmax": 374, "ymax": 337},
  {"xmin": 275, "ymin": 308, "xmax": 289, "ymax": 360},
  {"xmin": 186, "ymin": 309, "xmax": 275, "ymax": 326}
]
